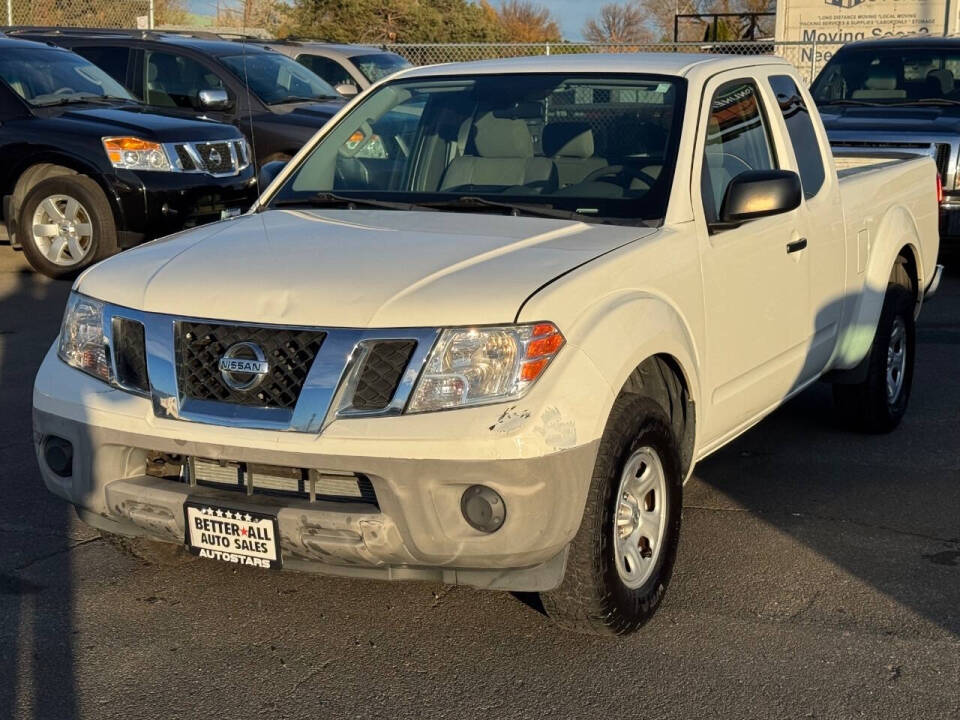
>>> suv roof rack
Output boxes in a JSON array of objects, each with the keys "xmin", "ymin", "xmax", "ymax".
[{"xmin": 2, "ymin": 25, "xmax": 272, "ymax": 42}]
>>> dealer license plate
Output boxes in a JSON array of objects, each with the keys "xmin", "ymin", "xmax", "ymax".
[{"xmin": 184, "ymin": 501, "xmax": 281, "ymax": 569}]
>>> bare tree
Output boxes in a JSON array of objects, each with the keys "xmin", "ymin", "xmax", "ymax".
[
  {"xmin": 582, "ymin": 1, "xmax": 653, "ymax": 44},
  {"xmin": 488, "ymin": 0, "xmax": 561, "ymax": 42}
]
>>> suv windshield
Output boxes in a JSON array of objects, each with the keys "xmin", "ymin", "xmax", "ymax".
[
  {"xmin": 220, "ymin": 52, "xmax": 340, "ymax": 104},
  {"xmin": 0, "ymin": 47, "xmax": 135, "ymax": 106},
  {"xmin": 268, "ymin": 73, "xmax": 685, "ymax": 225},
  {"xmin": 351, "ymin": 52, "xmax": 412, "ymax": 83},
  {"xmin": 812, "ymin": 46, "xmax": 960, "ymax": 104}
]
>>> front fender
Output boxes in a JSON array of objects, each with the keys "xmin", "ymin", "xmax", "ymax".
[{"xmin": 564, "ymin": 290, "xmax": 702, "ymax": 447}]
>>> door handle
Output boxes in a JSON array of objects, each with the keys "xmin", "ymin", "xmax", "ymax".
[{"xmin": 787, "ymin": 238, "xmax": 808, "ymax": 254}]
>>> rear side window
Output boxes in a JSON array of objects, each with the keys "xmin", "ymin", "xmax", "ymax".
[
  {"xmin": 296, "ymin": 54, "xmax": 354, "ymax": 88},
  {"xmin": 769, "ymin": 75, "xmax": 825, "ymax": 199},
  {"xmin": 701, "ymin": 80, "xmax": 776, "ymax": 223},
  {"xmin": 74, "ymin": 46, "xmax": 131, "ymax": 86}
]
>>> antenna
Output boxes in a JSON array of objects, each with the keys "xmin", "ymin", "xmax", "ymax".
[{"xmin": 239, "ymin": 0, "xmax": 260, "ymax": 195}]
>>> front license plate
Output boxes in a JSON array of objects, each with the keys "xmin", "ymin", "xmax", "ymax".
[{"xmin": 184, "ymin": 501, "xmax": 281, "ymax": 569}]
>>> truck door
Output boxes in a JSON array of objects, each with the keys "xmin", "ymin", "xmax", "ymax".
[
  {"xmin": 695, "ymin": 74, "xmax": 811, "ymax": 443},
  {"xmin": 767, "ymin": 74, "xmax": 846, "ymax": 379}
]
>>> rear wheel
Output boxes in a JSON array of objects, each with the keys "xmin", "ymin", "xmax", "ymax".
[
  {"xmin": 540, "ymin": 396, "xmax": 682, "ymax": 636},
  {"xmin": 833, "ymin": 282, "xmax": 915, "ymax": 433},
  {"xmin": 19, "ymin": 175, "xmax": 117, "ymax": 279}
]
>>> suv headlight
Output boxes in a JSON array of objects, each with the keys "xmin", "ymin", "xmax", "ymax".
[
  {"xmin": 57, "ymin": 293, "xmax": 111, "ymax": 382},
  {"xmin": 407, "ymin": 323, "xmax": 564, "ymax": 413},
  {"xmin": 102, "ymin": 136, "xmax": 172, "ymax": 171}
]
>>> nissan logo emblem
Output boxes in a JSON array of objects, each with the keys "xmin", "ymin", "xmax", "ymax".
[
  {"xmin": 218, "ymin": 342, "xmax": 269, "ymax": 391},
  {"xmin": 207, "ymin": 148, "xmax": 222, "ymax": 167}
]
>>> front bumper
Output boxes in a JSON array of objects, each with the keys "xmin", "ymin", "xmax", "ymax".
[
  {"xmin": 33, "ymin": 345, "xmax": 608, "ymax": 591},
  {"xmin": 105, "ymin": 168, "xmax": 258, "ymax": 247}
]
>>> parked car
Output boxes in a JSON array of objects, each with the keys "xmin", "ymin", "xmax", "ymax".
[
  {"xmin": 260, "ymin": 40, "xmax": 412, "ymax": 97},
  {"xmin": 34, "ymin": 53, "xmax": 940, "ymax": 635},
  {"xmin": 811, "ymin": 36, "xmax": 960, "ymax": 245},
  {"xmin": 8, "ymin": 28, "xmax": 348, "ymax": 166},
  {"xmin": 0, "ymin": 35, "xmax": 256, "ymax": 278}
]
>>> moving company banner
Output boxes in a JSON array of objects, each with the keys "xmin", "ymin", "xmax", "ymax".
[{"xmin": 776, "ymin": 0, "xmax": 951, "ymax": 70}]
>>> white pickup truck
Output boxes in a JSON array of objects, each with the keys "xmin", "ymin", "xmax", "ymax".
[{"xmin": 34, "ymin": 53, "xmax": 941, "ymax": 636}]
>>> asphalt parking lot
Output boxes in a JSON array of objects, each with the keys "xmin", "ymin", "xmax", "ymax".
[{"xmin": 0, "ymin": 247, "xmax": 958, "ymax": 720}]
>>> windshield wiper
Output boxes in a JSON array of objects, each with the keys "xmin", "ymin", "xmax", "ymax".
[
  {"xmin": 422, "ymin": 196, "xmax": 589, "ymax": 221},
  {"xmin": 273, "ymin": 192, "xmax": 433, "ymax": 211},
  {"xmin": 34, "ymin": 93, "xmax": 136, "ymax": 107},
  {"xmin": 818, "ymin": 99, "xmax": 888, "ymax": 107},
  {"xmin": 888, "ymin": 98, "xmax": 960, "ymax": 106},
  {"xmin": 269, "ymin": 95, "xmax": 338, "ymax": 105}
]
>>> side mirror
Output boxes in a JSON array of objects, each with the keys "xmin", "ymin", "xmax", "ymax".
[
  {"xmin": 714, "ymin": 169, "xmax": 802, "ymax": 230},
  {"xmin": 198, "ymin": 88, "xmax": 233, "ymax": 111},
  {"xmin": 259, "ymin": 160, "xmax": 287, "ymax": 189},
  {"xmin": 335, "ymin": 82, "xmax": 359, "ymax": 98}
]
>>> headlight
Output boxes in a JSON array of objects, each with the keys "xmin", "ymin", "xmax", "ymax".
[
  {"xmin": 102, "ymin": 136, "xmax": 172, "ymax": 171},
  {"xmin": 407, "ymin": 323, "xmax": 564, "ymax": 413},
  {"xmin": 57, "ymin": 293, "xmax": 111, "ymax": 382}
]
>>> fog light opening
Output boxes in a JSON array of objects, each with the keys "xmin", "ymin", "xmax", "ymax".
[
  {"xmin": 460, "ymin": 485, "xmax": 506, "ymax": 533},
  {"xmin": 43, "ymin": 436, "xmax": 74, "ymax": 478}
]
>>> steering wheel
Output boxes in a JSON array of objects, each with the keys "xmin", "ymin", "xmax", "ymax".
[{"xmin": 582, "ymin": 164, "xmax": 660, "ymax": 191}]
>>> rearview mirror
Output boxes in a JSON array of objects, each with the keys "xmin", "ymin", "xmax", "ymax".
[
  {"xmin": 259, "ymin": 160, "xmax": 287, "ymax": 189},
  {"xmin": 198, "ymin": 89, "xmax": 233, "ymax": 111},
  {"xmin": 335, "ymin": 83, "xmax": 359, "ymax": 98},
  {"xmin": 714, "ymin": 169, "xmax": 802, "ymax": 231}
]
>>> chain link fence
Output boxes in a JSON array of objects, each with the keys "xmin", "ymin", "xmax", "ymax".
[
  {"xmin": 3, "ymin": 0, "xmax": 154, "ymax": 28},
  {"xmin": 385, "ymin": 41, "xmax": 844, "ymax": 85}
]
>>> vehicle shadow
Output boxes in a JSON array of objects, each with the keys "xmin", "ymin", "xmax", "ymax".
[
  {"xmin": 0, "ymin": 263, "xmax": 77, "ymax": 718},
  {"xmin": 684, "ymin": 263, "xmax": 960, "ymax": 638}
]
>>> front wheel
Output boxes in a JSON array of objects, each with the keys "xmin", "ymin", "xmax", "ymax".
[
  {"xmin": 18, "ymin": 175, "xmax": 118, "ymax": 279},
  {"xmin": 540, "ymin": 396, "xmax": 682, "ymax": 636},
  {"xmin": 833, "ymin": 283, "xmax": 915, "ymax": 433}
]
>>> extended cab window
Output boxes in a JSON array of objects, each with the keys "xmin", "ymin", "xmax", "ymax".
[
  {"xmin": 701, "ymin": 80, "xmax": 776, "ymax": 224},
  {"xmin": 769, "ymin": 75, "xmax": 825, "ymax": 199},
  {"xmin": 144, "ymin": 50, "xmax": 225, "ymax": 109}
]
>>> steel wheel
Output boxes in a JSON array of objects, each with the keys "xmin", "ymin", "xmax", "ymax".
[
  {"xmin": 614, "ymin": 447, "xmax": 668, "ymax": 589},
  {"xmin": 31, "ymin": 193, "xmax": 94, "ymax": 267},
  {"xmin": 886, "ymin": 315, "xmax": 907, "ymax": 403}
]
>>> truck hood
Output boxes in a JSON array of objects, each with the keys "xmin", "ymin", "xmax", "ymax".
[
  {"xmin": 53, "ymin": 106, "xmax": 244, "ymax": 142},
  {"xmin": 77, "ymin": 209, "xmax": 654, "ymax": 328},
  {"xmin": 819, "ymin": 104, "xmax": 960, "ymax": 135}
]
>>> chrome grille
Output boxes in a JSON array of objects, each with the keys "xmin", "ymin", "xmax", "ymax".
[
  {"xmin": 175, "ymin": 322, "xmax": 326, "ymax": 410},
  {"xmin": 169, "ymin": 139, "xmax": 250, "ymax": 176}
]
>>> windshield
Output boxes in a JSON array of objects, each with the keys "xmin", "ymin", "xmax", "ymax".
[
  {"xmin": 351, "ymin": 52, "xmax": 412, "ymax": 83},
  {"xmin": 0, "ymin": 47, "xmax": 135, "ymax": 106},
  {"xmin": 220, "ymin": 52, "xmax": 340, "ymax": 104},
  {"xmin": 268, "ymin": 73, "xmax": 685, "ymax": 225},
  {"xmin": 812, "ymin": 46, "xmax": 960, "ymax": 104}
]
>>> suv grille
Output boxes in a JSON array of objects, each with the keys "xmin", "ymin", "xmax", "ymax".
[
  {"xmin": 176, "ymin": 322, "xmax": 326, "ymax": 409},
  {"xmin": 352, "ymin": 341, "xmax": 417, "ymax": 411},
  {"xmin": 195, "ymin": 142, "xmax": 233, "ymax": 174},
  {"xmin": 172, "ymin": 140, "xmax": 248, "ymax": 175}
]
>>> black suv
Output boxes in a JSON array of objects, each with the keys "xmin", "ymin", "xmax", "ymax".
[
  {"xmin": 0, "ymin": 35, "xmax": 256, "ymax": 278},
  {"xmin": 10, "ymin": 28, "xmax": 347, "ymax": 167}
]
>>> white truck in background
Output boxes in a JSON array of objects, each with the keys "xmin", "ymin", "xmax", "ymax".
[{"xmin": 34, "ymin": 54, "xmax": 940, "ymax": 636}]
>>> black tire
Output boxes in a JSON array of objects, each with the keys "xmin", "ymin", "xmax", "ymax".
[
  {"xmin": 99, "ymin": 531, "xmax": 193, "ymax": 567},
  {"xmin": 833, "ymin": 283, "xmax": 915, "ymax": 433},
  {"xmin": 18, "ymin": 175, "xmax": 118, "ymax": 279},
  {"xmin": 540, "ymin": 396, "xmax": 682, "ymax": 636}
]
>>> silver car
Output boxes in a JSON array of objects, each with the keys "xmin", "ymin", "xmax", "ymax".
[{"xmin": 261, "ymin": 40, "xmax": 411, "ymax": 97}]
